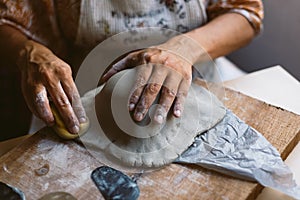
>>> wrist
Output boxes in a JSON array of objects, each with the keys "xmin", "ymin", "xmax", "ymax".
[
  {"xmin": 0, "ymin": 25, "xmax": 28, "ymax": 66},
  {"xmin": 157, "ymin": 34, "xmax": 209, "ymax": 64}
]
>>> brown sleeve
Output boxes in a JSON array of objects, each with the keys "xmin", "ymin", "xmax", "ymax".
[
  {"xmin": 0, "ymin": 0, "xmax": 67, "ymax": 56},
  {"xmin": 206, "ymin": 0, "xmax": 264, "ymax": 35}
]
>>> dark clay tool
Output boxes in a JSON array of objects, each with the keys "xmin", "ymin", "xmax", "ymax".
[
  {"xmin": 91, "ymin": 166, "xmax": 140, "ymax": 200},
  {"xmin": 0, "ymin": 181, "xmax": 25, "ymax": 200}
]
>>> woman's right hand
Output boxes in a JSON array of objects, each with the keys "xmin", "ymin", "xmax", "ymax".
[{"xmin": 17, "ymin": 40, "xmax": 86, "ymax": 134}]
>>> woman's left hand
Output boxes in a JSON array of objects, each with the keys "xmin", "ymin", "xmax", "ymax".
[{"xmin": 101, "ymin": 41, "xmax": 193, "ymax": 124}]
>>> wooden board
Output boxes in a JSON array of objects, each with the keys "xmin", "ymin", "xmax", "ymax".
[{"xmin": 0, "ymin": 85, "xmax": 300, "ymax": 200}]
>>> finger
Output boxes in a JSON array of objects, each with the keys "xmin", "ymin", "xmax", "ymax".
[
  {"xmin": 47, "ymin": 81, "xmax": 80, "ymax": 134},
  {"xmin": 133, "ymin": 64, "xmax": 167, "ymax": 121},
  {"xmin": 20, "ymin": 71, "xmax": 53, "ymax": 125},
  {"xmin": 101, "ymin": 51, "xmax": 145, "ymax": 83},
  {"xmin": 21, "ymin": 78, "xmax": 39, "ymax": 120},
  {"xmin": 154, "ymin": 73, "xmax": 181, "ymax": 123},
  {"xmin": 173, "ymin": 79, "xmax": 191, "ymax": 118},
  {"xmin": 128, "ymin": 64, "xmax": 152, "ymax": 114},
  {"xmin": 128, "ymin": 51, "xmax": 162, "ymax": 112},
  {"xmin": 33, "ymin": 86, "xmax": 55, "ymax": 126},
  {"xmin": 100, "ymin": 63, "xmax": 123, "ymax": 83},
  {"xmin": 61, "ymin": 78, "xmax": 87, "ymax": 123}
]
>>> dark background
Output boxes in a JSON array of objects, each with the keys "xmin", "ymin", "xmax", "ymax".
[{"xmin": 228, "ymin": 0, "xmax": 300, "ymax": 80}]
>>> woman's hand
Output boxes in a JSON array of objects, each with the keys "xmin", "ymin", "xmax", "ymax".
[
  {"xmin": 101, "ymin": 37, "xmax": 193, "ymax": 124},
  {"xmin": 17, "ymin": 40, "xmax": 86, "ymax": 134}
]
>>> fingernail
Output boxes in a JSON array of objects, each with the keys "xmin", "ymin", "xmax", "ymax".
[
  {"xmin": 79, "ymin": 117, "xmax": 87, "ymax": 123},
  {"xmin": 129, "ymin": 103, "xmax": 135, "ymax": 111},
  {"xmin": 155, "ymin": 114, "xmax": 164, "ymax": 124},
  {"xmin": 135, "ymin": 112, "xmax": 143, "ymax": 121},
  {"xmin": 174, "ymin": 110, "xmax": 181, "ymax": 117},
  {"xmin": 70, "ymin": 125, "xmax": 79, "ymax": 134}
]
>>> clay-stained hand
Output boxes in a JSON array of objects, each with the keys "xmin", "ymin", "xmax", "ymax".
[
  {"xmin": 17, "ymin": 40, "xmax": 86, "ymax": 134},
  {"xmin": 101, "ymin": 39, "xmax": 193, "ymax": 124}
]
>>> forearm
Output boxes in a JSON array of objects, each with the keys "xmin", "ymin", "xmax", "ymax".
[
  {"xmin": 184, "ymin": 13, "xmax": 255, "ymax": 61},
  {"xmin": 0, "ymin": 25, "xmax": 29, "ymax": 65}
]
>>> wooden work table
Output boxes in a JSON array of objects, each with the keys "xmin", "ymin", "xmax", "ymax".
[{"xmin": 0, "ymin": 66, "xmax": 300, "ymax": 200}]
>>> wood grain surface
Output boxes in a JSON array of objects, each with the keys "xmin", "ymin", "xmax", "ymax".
[{"xmin": 0, "ymin": 85, "xmax": 300, "ymax": 200}]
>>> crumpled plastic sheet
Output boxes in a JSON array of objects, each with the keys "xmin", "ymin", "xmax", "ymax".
[{"xmin": 175, "ymin": 109, "xmax": 300, "ymax": 199}]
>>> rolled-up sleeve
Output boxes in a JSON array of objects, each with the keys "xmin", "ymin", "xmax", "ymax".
[
  {"xmin": 207, "ymin": 0, "xmax": 264, "ymax": 35},
  {"xmin": 0, "ymin": 0, "xmax": 67, "ymax": 54}
]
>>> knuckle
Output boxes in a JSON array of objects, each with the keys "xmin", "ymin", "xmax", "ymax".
[
  {"xmin": 59, "ymin": 64, "xmax": 72, "ymax": 77},
  {"xmin": 64, "ymin": 115, "xmax": 77, "ymax": 128},
  {"xmin": 183, "ymin": 72, "xmax": 191, "ymax": 81},
  {"xmin": 181, "ymin": 66, "xmax": 192, "ymax": 79},
  {"xmin": 151, "ymin": 47, "xmax": 161, "ymax": 54},
  {"xmin": 111, "ymin": 63, "xmax": 120, "ymax": 71},
  {"xmin": 160, "ymin": 102, "xmax": 170, "ymax": 110},
  {"xmin": 135, "ymin": 103, "xmax": 146, "ymax": 114},
  {"xmin": 34, "ymin": 89, "xmax": 47, "ymax": 105},
  {"xmin": 71, "ymin": 95, "xmax": 81, "ymax": 106},
  {"xmin": 135, "ymin": 98, "xmax": 148, "ymax": 113},
  {"xmin": 146, "ymin": 83, "xmax": 161, "ymax": 95},
  {"xmin": 127, "ymin": 53, "xmax": 137, "ymax": 62},
  {"xmin": 130, "ymin": 94, "xmax": 140, "ymax": 104},
  {"xmin": 56, "ymin": 96, "xmax": 70, "ymax": 108},
  {"xmin": 174, "ymin": 101, "xmax": 182, "ymax": 109},
  {"xmin": 72, "ymin": 98, "xmax": 84, "ymax": 111},
  {"xmin": 164, "ymin": 56, "xmax": 173, "ymax": 65},
  {"xmin": 35, "ymin": 94, "xmax": 46, "ymax": 106},
  {"xmin": 75, "ymin": 109, "xmax": 86, "ymax": 119},
  {"xmin": 155, "ymin": 108, "xmax": 167, "ymax": 117},
  {"xmin": 162, "ymin": 88, "xmax": 176, "ymax": 98},
  {"xmin": 72, "ymin": 100, "xmax": 83, "ymax": 110},
  {"xmin": 177, "ymin": 90, "xmax": 188, "ymax": 98},
  {"xmin": 144, "ymin": 51, "xmax": 158, "ymax": 63},
  {"xmin": 38, "ymin": 66, "xmax": 48, "ymax": 76},
  {"xmin": 122, "ymin": 52, "xmax": 140, "ymax": 67}
]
